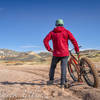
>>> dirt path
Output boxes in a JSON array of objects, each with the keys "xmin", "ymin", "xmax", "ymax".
[{"xmin": 0, "ymin": 64, "xmax": 100, "ymax": 100}]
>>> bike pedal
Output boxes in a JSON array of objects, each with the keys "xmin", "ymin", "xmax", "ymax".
[{"xmin": 78, "ymin": 78, "xmax": 83, "ymax": 83}]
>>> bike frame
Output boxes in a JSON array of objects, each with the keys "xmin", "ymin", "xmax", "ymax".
[
  {"xmin": 68, "ymin": 46, "xmax": 82, "ymax": 79},
  {"xmin": 68, "ymin": 52, "xmax": 80, "ymax": 73}
]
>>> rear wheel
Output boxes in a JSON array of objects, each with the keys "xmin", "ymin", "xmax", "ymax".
[{"xmin": 80, "ymin": 57, "xmax": 99, "ymax": 88}]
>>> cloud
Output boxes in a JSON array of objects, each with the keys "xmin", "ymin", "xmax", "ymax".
[
  {"xmin": 20, "ymin": 45, "xmax": 47, "ymax": 53},
  {"xmin": 0, "ymin": 8, "xmax": 4, "ymax": 11},
  {"xmin": 20, "ymin": 45, "xmax": 42, "ymax": 49},
  {"xmin": 34, "ymin": 49, "xmax": 47, "ymax": 53},
  {"xmin": 80, "ymin": 47, "xmax": 100, "ymax": 51}
]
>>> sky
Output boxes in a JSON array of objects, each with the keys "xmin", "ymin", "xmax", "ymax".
[{"xmin": 0, "ymin": 0, "xmax": 100, "ymax": 52}]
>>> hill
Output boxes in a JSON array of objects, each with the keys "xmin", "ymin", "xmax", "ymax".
[
  {"xmin": 0, "ymin": 49, "xmax": 45, "ymax": 62},
  {"xmin": 0, "ymin": 48, "xmax": 100, "ymax": 62}
]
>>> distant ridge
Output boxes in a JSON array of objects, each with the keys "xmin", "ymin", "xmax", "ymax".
[
  {"xmin": 80, "ymin": 49, "xmax": 100, "ymax": 54},
  {"xmin": 0, "ymin": 49, "xmax": 45, "ymax": 62},
  {"xmin": 0, "ymin": 48, "xmax": 100, "ymax": 62}
]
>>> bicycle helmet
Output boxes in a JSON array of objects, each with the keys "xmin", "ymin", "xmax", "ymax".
[{"xmin": 55, "ymin": 19, "xmax": 64, "ymax": 26}]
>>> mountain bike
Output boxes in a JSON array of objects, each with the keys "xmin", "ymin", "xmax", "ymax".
[{"xmin": 68, "ymin": 46, "xmax": 99, "ymax": 88}]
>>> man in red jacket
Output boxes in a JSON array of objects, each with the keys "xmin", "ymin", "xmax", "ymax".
[{"xmin": 43, "ymin": 19, "xmax": 79, "ymax": 88}]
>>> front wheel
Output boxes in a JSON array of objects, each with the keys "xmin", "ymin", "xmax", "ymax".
[
  {"xmin": 80, "ymin": 57, "xmax": 99, "ymax": 88},
  {"xmin": 68, "ymin": 57, "xmax": 79, "ymax": 82}
]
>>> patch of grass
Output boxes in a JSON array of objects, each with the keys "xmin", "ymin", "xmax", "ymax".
[{"xmin": 89, "ymin": 57, "xmax": 100, "ymax": 62}]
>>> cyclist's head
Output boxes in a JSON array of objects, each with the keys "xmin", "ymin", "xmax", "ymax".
[{"xmin": 55, "ymin": 19, "xmax": 64, "ymax": 26}]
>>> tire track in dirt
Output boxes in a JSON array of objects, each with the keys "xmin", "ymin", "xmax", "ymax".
[
  {"xmin": 6, "ymin": 68, "xmax": 49, "ymax": 79},
  {"xmin": 1, "ymin": 65, "xmax": 100, "ymax": 100},
  {"xmin": 0, "ymin": 66, "xmax": 82, "ymax": 100},
  {"xmin": 5, "ymin": 66, "xmax": 62, "ymax": 80}
]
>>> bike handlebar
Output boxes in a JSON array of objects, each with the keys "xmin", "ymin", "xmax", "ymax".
[{"xmin": 70, "ymin": 46, "xmax": 82, "ymax": 52}]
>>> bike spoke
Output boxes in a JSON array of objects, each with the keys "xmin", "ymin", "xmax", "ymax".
[{"xmin": 85, "ymin": 70, "xmax": 92, "ymax": 74}]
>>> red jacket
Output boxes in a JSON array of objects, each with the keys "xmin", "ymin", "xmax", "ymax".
[{"xmin": 43, "ymin": 26, "xmax": 79, "ymax": 57}]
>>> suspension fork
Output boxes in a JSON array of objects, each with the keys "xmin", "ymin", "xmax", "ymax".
[
  {"xmin": 68, "ymin": 57, "xmax": 80, "ymax": 76},
  {"xmin": 71, "ymin": 54, "xmax": 83, "ymax": 82}
]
